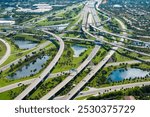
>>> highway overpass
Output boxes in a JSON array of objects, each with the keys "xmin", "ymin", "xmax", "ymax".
[
  {"xmin": 40, "ymin": 45, "xmax": 100, "ymax": 100},
  {"xmin": 14, "ymin": 31, "xmax": 64, "ymax": 100}
]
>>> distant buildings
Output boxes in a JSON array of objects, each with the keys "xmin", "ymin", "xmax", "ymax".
[
  {"xmin": 16, "ymin": 4, "xmax": 52, "ymax": 13},
  {"xmin": 0, "ymin": 20, "xmax": 15, "ymax": 25}
]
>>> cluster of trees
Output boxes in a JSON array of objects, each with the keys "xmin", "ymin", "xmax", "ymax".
[{"xmin": 87, "ymin": 69, "xmax": 109, "ymax": 88}]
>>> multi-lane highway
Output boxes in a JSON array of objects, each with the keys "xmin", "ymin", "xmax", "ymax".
[
  {"xmin": 61, "ymin": 0, "xmax": 118, "ymax": 100},
  {"xmin": 61, "ymin": 0, "xmax": 148, "ymax": 100},
  {"xmin": 40, "ymin": 45, "xmax": 100, "ymax": 100},
  {"xmin": 0, "ymin": 58, "xmax": 149, "ymax": 94},
  {"xmin": 90, "ymin": 25, "xmax": 150, "ymax": 57},
  {"xmin": 0, "ymin": 0, "xmax": 149, "ymax": 100},
  {"xmin": 88, "ymin": 1, "xmax": 101, "ymax": 26},
  {"xmin": 0, "ymin": 38, "xmax": 11, "ymax": 66},
  {"xmin": 55, "ymin": 81, "xmax": 150, "ymax": 100},
  {"xmin": 76, "ymin": 81, "xmax": 150, "ymax": 99},
  {"xmin": 92, "ymin": 25, "xmax": 150, "ymax": 45},
  {"xmin": 62, "ymin": 0, "xmax": 149, "ymax": 100},
  {"xmin": 40, "ymin": 2, "xmax": 102, "ymax": 100},
  {"xmin": 62, "ymin": 37, "xmax": 94, "ymax": 42},
  {"xmin": 14, "ymin": 31, "xmax": 64, "ymax": 100},
  {"xmin": 63, "ymin": 46, "xmax": 118, "ymax": 100},
  {"xmin": 41, "ymin": 1, "xmax": 103, "ymax": 100}
]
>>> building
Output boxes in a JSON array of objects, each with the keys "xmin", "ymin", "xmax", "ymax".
[
  {"xmin": 0, "ymin": 20, "xmax": 15, "ymax": 25},
  {"xmin": 16, "ymin": 4, "xmax": 53, "ymax": 13}
]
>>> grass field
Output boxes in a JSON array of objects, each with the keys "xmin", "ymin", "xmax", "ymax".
[
  {"xmin": 0, "ymin": 40, "xmax": 7, "ymax": 59},
  {"xmin": 0, "ymin": 85, "xmax": 27, "ymax": 100}
]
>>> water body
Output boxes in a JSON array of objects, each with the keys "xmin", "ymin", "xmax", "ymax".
[
  {"xmin": 13, "ymin": 40, "xmax": 38, "ymax": 49},
  {"xmin": 71, "ymin": 45, "xmax": 87, "ymax": 57},
  {"xmin": 7, "ymin": 55, "xmax": 49, "ymax": 79},
  {"xmin": 108, "ymin": 68, "xmax": 150, "ymax": 82}
]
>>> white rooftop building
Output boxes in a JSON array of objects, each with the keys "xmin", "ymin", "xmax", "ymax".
[
  {"xmin": 0, "ymin": 20, "xmax": 15, "ymax": 25},
  {"xmin": 16, "ymin": 4, "xmax": 53, "ymax": 13}
]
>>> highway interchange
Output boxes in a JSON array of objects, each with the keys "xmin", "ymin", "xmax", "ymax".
[
  {"xmin": 0, "ymin": 0, "xmax": 150, "ymax": 100},
  {"xmin": 15, "ymin": 30, "xmax": 65, "ymax": 100}
]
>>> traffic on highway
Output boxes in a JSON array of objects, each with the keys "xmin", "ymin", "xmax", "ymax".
[{"xmin": 0, "ymin": 0, "xmax": 149, "ymax": 100}]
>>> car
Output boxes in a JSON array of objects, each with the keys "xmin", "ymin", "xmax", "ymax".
[{"xmin": 18, "ymin": 83, "xmax": 23, "ymax": 86}]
